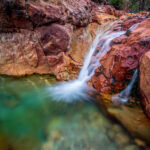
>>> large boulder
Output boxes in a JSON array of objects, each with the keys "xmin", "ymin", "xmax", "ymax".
[
  {"xmin": 140, "ymin": 50, "xmax": 150, "ymax": 119},
  {"xmin": 36, "ymin": 24, "xmax": 72, "ymax": 56}
]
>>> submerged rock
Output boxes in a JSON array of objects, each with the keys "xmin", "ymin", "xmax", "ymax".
[
  {"xmin": 97, "ymin": 93, "xmax": 150, "ymax": 146},
  {"xmin": 108, "ymin": 105, "xmax": 150, "ymax": 145}
]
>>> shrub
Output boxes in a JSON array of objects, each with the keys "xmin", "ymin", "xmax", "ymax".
[{"xmin": 110, "ymin": 0, "xmax": 123, "ymax": 9}]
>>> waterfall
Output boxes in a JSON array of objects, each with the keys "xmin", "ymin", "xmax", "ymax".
[
  {"xmin": 48, "ymin": 23, "xmax": 126, "ymax": 102},
  {"xmin": 78, "ymin": 31, "xmax": 125, "ymax": 82},
  {"xmin": 78, "ymin": 21, "xmax": 142, "ymax": 84},
  {"xmin": 112, "ymin": 69, "xmax": 138, "ymax": 105}
]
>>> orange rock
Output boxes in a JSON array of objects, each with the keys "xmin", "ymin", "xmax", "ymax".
[
  {"xmin": 140, "ymin": 51, "xmax": 150, "ymax": 119},
  {"xmin": 68, "ymin": 23, "xmax": 102, "ymax": 65},
  {"xmin": 121, "ymin": 16, "xmax": 144, "ymax": 30},
  {"xmin": 0, "ymin": 0, "xmax": 101, "ymax": 78},
  {"xmin": 96, "ymin": 13, "xmax": 116, "ymax": 24},
  {"xmin": 92, "ymin": 17, "xmax": 150, "ymax": 94},
  {"xmin": 0, "ymin": 30, "xmax": 50, "ymax": 76}
]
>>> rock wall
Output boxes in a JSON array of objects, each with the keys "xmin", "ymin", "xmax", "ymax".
[
  {"xmin": 140, "ymin": 51, "xmax": 150, "ymax": 119},
  {"xmin": 0, "ymin": 0, "xmax": 98, "ymax": 78},
  {"xmin": 92, "ymin": 15, "xmax": 150, "ymax": 93},
  {"xmin": 0, "ymin": 0, "xmax": 124, "ymax": 80},
  {"xmin": 1, "ymin": 1, "xmax": 150, "ymax": 106},
  {"xmin": 0, "ymin": 0, "xmax": 123, "ymax": 79},
  {"xmin": 89, "ymin": 13, "xmax": 150, "ymax": 120}
]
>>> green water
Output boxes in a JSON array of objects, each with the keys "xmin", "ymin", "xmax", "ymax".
[{"xmin": 0, "ymin": 75, "xmax": 140, "ymax": 150}]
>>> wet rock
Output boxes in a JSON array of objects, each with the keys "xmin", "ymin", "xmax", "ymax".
[
  {"xmin": 121, "ymin": 17, "xmax": 144, "ymax": 30},
  {"xmin": 92, "ymin": 17, "xmax": 150, "ymax": 93},
  {"xmin": 111, "ymin": 34, "xmax": 128, "ymax": 44},
  {"xmin": 107, "ymin": 104, "xmax": 150, "ymax": 144},
  {"xmin": 123, "ymin": 145, "xmax": 139, "ymax": 150},
  {"xmin": 96, "ymin": 13, "xmax": 116, "ymax": 24},
  {"xmin": 115, "ymin": 132, "xmax": 130, "ymax": 145},
  {"xmin": 56, "ymin": 23, "xmax": 105, "ymax": 80},
  {"xmin": 69, "ymin": 23, "xmax": 102, "ymax": 64},
  {"xmin": 140, "ymin": 51, "xmax": 150, "ymax": 119}
]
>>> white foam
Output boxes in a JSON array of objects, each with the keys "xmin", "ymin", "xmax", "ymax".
[{"xmin": 48, "ymin": 80, "xmax": 95, "ymax": 102}]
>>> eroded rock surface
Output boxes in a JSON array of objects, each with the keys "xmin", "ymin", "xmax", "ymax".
[
  {"xmin": 1, "ymin": 0, "xmax": 150, "ymax": 95},
  {"xmin": 0, "ymin": 30, "xmax": 50, "ymax": 75},
  {"xmin": 140, "ymin": 51, "xmax": 150, "ymax": 119},
  {"xmin": 92, "ymin": 16, "xmax": 150, "ymax": 93},
  {"xmin": 0, "ymin": 0, "xmax": 99, "ymax": 77},
  {"xmin": 0, "ymin": 0, "xmax": 123, "ymax": 79}
]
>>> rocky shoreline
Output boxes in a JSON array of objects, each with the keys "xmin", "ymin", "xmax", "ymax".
[{"xmin": 0, "ymin": 0, "xmax": 150, "ymax": 146}]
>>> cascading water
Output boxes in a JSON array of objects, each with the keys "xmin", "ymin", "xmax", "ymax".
[
  {"xmin": 110, "ymin": 21, "xmax": 143, "ymax": 105},
  {"xmin": 48, "ymin": 23, "xmax": 126, "ymax": 102},
  {"xmin": 112, "ymin": 69, "xmax": 138, "ymax": 105},
  {"xmin": 129, "ymin": 23, "xmax": 140, "ymax": 31},
  {"xmin": 78, "ymin": 31, "xmax": 125, "ymax": 81}
]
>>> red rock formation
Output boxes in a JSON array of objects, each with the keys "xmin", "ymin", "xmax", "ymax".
[
  {"xmin": 140, "ymin": 51, "xmax": 150, "ymax": 119},
  {"xmin": 121, "ymin": 17, "xmax": 144, "ymax": 30},
  {"xmin": 0, "ymin": 0, "xmax": 33, "ymax": 32},
  {"xmin": 36, "ymin": 24, "xmax": 72, "ymax": 56},
  {"xmin": 0, "ymin": 0, "xmax": 97, "ymax": 30},
  {"xmin": 28, "ymin": 1, "xmax": 65, "ymax": 26},
  {"xmin": 1, "ymin": 0, "xmax": 148, "ymax": 87},
  {"xmin": 92, "ymin": 17, "xmax": 150, "ymax": 93},
  {"xmin": 98, "ymin": 5, "xmax": 126, "ymax": 17},
  {"xmin": 0, "ymin": 0, "xmax": 125, "ymax": 78}
]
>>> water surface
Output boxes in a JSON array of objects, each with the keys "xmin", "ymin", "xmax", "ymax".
[{"xmin": 0, "ymin": 75, "xmax": 140, "ymax": 150}]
